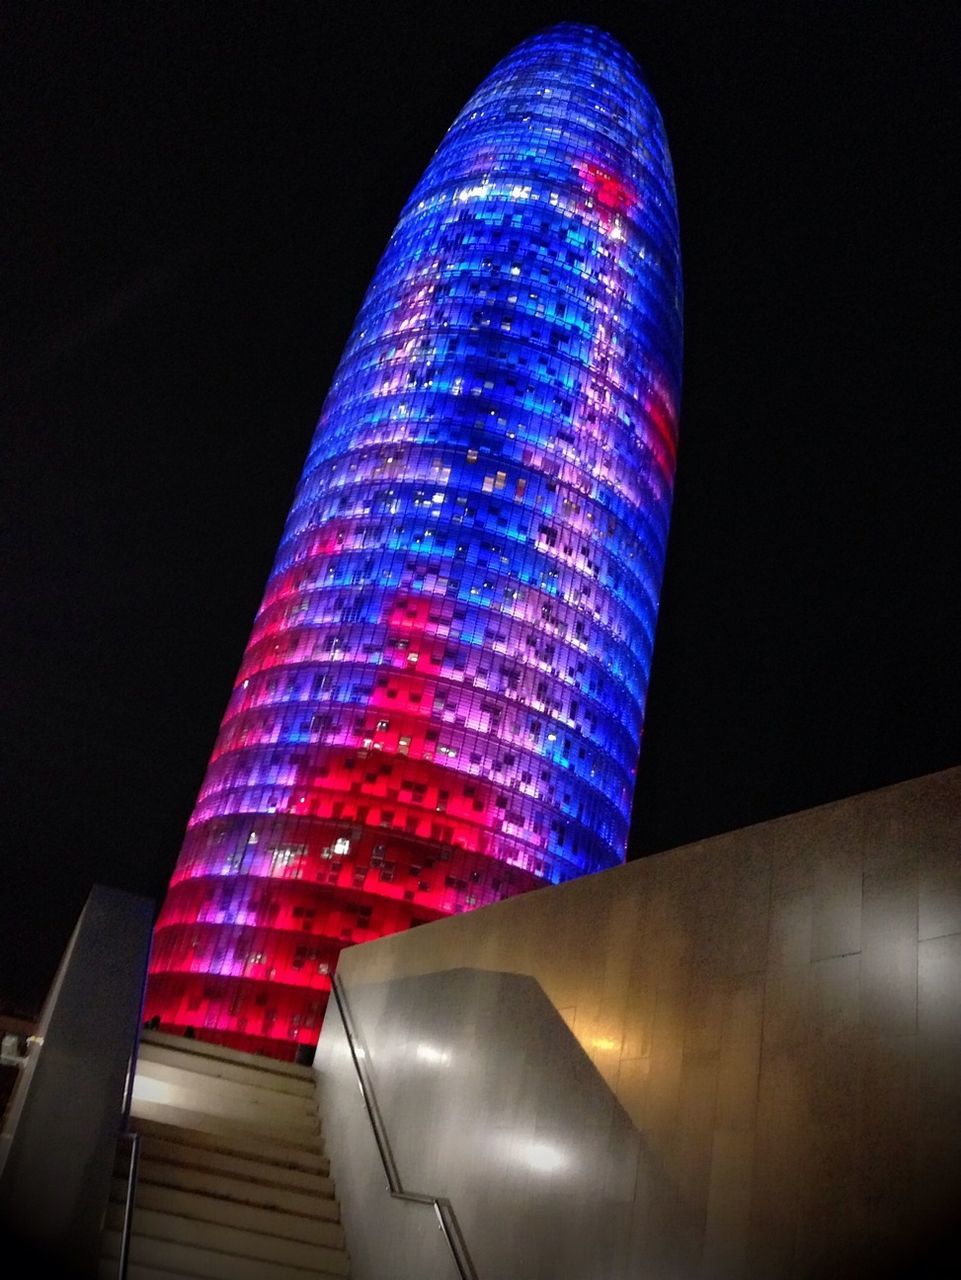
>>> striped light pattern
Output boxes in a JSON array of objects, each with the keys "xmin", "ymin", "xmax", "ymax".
[{"xmin": 146, "ymin": 24, "xmax": 682, "ymax": 1058}]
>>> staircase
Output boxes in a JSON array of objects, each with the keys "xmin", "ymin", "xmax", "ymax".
[{"xmin": 99, "ymin": 1030, "xmax": 349, "ymax": 1279}]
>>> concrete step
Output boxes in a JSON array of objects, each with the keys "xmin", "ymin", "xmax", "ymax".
[
  {"xmin": 133, "ymin": 1116, "xmax": 328, "ymax": 1171},
  {"xmin": 98, "ymin": 1263, "xmax": 204, "ymax": 1280},
  {"xmin": 138, "ymin": 1039, "xmax": 315, "ymax": 1100},
  {"xmin": 134, "ymin": 1058, "xmax": 319, "ymax": 1120},
  {"xmin": 103, "ymin": 1203, "xmax": 349, "ymax": 1276},
  {"xmin": 100, "ymin": 1229, "xmax": 347, "ymax": 1280},
  {"xmin": 130, "ymin": 1095, "xmax": 322, "ymax": 1149},
  {"xmin": 110, "ymin": 1178, "xmax": 344, "ymax": 1248},
  {"xmin": 140, "ymin": 1030, "xmax": 314, "ymax": 1083},
  {"xmin": 131, "ymin": 1146, "xmax": 335, "ymax": 1203}
]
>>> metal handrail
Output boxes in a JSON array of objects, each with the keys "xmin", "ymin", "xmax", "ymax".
[
  {"xmin": 116, "ymin": 1131, "xmax": 141, "ymax": 1279},
  {"xmin": 116, "ymin": 932, "xmax": 153, "ymax": 1278},
  {"xmin": 330, "ymin": 973, "xmax": 477, "ymax": 1280}
]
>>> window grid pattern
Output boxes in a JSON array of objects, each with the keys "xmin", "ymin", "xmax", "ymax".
[{"xmin": 146, "ymin": 23, "xmax": 682, "ymax": 1058}]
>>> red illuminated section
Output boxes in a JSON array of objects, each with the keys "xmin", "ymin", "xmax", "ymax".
[
  {"xmin": 144, "ymin": 586, "xmax": 543, "ymax": 1059},
  {"xmin": 577, "ymin": 162, "xmax": 635, "ymax": 219},
  {"xmin": 147, "ymin": 823, "xmax": 542, "ymax": 1059}
]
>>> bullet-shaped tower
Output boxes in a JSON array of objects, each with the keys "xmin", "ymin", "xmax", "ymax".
[{"xmin": 146, "ymin": 23, "xmax": 682, "ymax": 1058}]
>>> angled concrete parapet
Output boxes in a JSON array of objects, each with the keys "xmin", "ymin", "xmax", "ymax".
[{"xmin": 0, "ymin": 884, "xmax": 153, "ymax": 1276}]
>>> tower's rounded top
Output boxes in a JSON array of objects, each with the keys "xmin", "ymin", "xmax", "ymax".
[
  {"xmin": 514, "ymin": 22, "xmax": 645, "ymax": 72},
  {"xmin": 492, "ymin": 22, "xmax": 652, "ymax": 89},
  {"xmin": 403, "ymin": 18, "xmax": 674, "ymax": 232}
]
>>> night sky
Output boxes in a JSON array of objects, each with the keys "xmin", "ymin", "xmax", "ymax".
[{"xmin": 3, "ymin": 1, "xmax": 958, "ymax": 1012}]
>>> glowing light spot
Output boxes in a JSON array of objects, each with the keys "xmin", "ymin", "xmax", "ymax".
[{"xmin": 415, "ymin": 1043, "xmax": 451, "ymax": 1066}]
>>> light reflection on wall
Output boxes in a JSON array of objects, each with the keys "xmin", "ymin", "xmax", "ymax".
[
  {"xmin": 415, "ymin": 1043, "xmax": 452, "ymax": 1067},
  {"xmin": 519, "ymin": 1139, "xmax": 570, "ymax": 1175},
  {"xmin": 145, "ymin": 23, "xmax": 682, "ymax": 1059}
]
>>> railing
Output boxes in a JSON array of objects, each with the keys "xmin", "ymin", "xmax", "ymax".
[
  {"xmin": 115, "ymin": 929, "xmax": 152, "ymax": 1280},
  {"xmin": 330, "ymin": 973, "xmax": 477, "ymax": 1280},
  {"xmin": 116, "ymin": 1131, "xmax": 141, "ymax": 1279}
]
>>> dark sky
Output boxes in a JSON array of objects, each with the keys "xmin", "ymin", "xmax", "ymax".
[{"xmin": 2, "ymin": 1, "xmax": 958, "ymax": 1011}]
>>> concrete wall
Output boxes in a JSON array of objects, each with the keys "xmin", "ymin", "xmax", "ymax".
[
  {"xmin": 0, "ymin": 885, "xmax": 154, "ymax": 1276},
  {"xmin": 316, "ymin": 767, "xmax": 961, "ymax": 1279}
]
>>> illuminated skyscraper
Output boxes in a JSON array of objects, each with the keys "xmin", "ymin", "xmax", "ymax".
[{"xmin": 146, "ymin": 23, "xmax": 682, "ymax": 1058}]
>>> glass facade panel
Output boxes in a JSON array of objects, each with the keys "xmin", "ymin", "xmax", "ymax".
[{"xmin": 146, "ymin": 23, "xmax": 683, "ymax": 1058}]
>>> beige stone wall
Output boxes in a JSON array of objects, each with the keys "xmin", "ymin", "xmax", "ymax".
[{"xmin": 322, "ymin": 767, "xmax": 961, "ymax": 1278}]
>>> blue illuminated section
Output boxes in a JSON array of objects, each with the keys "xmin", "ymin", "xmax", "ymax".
[{"xmin": 147, "ymin": 24, "xmax": 682, "ymax": 1058}]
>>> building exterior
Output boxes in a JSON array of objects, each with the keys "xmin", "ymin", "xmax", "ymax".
[{"xmin": 146, "ymin": 23, "xmax": 683, "ymax": 1058}]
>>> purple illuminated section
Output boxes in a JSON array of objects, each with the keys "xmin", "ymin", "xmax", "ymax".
[{"xmin": 146, "ymin": 23, "xmax": 682, "ymax": 1058}]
